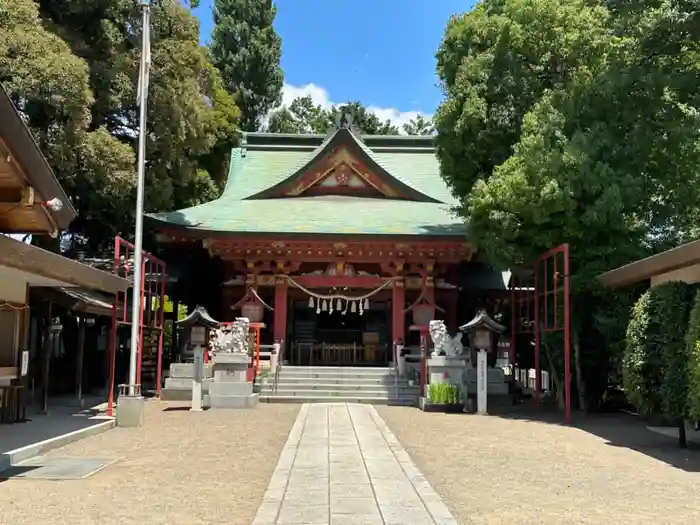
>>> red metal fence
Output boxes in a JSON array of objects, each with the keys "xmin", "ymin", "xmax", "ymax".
[
  {"xmin": 107, "ymin": 236, "xmax": 167, "ymax": 416},
  {"xmin": 510, "ymin": 243, "xmax": 571, "ymax": 423}
]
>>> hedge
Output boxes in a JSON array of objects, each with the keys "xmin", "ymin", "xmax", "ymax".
[
  {"xmin": 685, "ymin": 289, "xmax": 700, "ymax": 420},
  {"xmin": 623, "ymin": 281, "xmax": 693, "ymax": 418}
]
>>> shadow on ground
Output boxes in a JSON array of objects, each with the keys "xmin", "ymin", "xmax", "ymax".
[{"xmin": 487, "ymin": 402, "xmax": 700, "ymax": 472}]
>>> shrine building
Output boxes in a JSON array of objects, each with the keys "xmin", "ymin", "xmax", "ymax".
[{"xmin": 150, "ymin": 124, "xmax": 506, "ymax": 366}]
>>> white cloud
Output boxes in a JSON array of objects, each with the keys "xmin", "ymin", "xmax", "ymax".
[{"xmin": 279, "ymin": 82, "xmax": 430, "ymax": 132}]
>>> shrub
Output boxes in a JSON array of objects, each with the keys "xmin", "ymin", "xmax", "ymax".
[
  {"xmin": 623, "ymin": 282, "xmax": 693, "ymax": 418},
  {"xmin": 685, "ymin": 290, "xmax": 700, "ymax": 420}
]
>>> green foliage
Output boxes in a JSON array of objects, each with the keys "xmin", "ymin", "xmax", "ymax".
[
  {"xmin": 1, "ymin": 0, "xmax": 239, "ymax": 253},
  {"xmin": 685, "ymin": 290, "xmax": 700, "ymax": 420},
  {"xmin": 427, "ymin": 382, "xmax": 461, "ymax": 405},
  {"xmin": 266, "ymin": 98, "xmax": 401, "ymax": 135},
  {"xmin": 402, "ymin": 114, "xmax": 434, "ymax": 136},
  {"xmin": 623, "ymin": 282, "xmax": 692, "ymax": 417},
  {"xmin": 210, "ymin": 0, "xmax": 283, "ymax": 131}
]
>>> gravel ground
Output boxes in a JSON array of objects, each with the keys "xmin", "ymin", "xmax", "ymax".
[
  {"xmin": 377, "ymin": 406, "xmax": 700, "ymax": 525},
  {"xmin": 0, "ymin": 401, "xmax": 299, "ymax": 525}
]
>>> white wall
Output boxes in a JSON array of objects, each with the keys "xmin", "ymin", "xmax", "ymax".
[{"xmin": 0, "ymin": 274, "xmax": 28, "ymax": 303}]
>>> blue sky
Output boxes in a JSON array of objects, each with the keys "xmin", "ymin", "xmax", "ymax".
[{"xmin": 193, "ymin": 0, "xmax": 475, "ymax": 127}]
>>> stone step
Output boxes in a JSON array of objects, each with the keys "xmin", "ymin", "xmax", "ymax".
[
  {"xmin": 270, "ymin": 383, "xmax": 418, "ymax": 393},
  {"xmin": 280, "ymin": 366, "xmax": 392, "ymax": 375},
  {"xmin": 259, "ymin": 394, "xmax": 417, "ymax": 405},
  {"xmin": 276, "ymin": 375, "xmax": 403, "ymax": 385},
  {"xmin": 278, "ymin": 372, "xmax": 396, "ymax": 381},
  {"xmin": 258, "ymin": 388, "xmax": 418, "ymax": 398}
]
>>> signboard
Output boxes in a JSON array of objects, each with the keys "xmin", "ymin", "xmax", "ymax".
[{"xmin": 20, "ymin": 350, "xmax": 29, "ymax": 376}]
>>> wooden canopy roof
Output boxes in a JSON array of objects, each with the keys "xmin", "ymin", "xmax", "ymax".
[
  {"xmin": 0, "ymin": 234, "xmax": 128, "ymax": 294},
  {"xmin": 0, "ymin": 84, "xmax": 76, "ymax": 235},
  {"xmin": 598, "ymin": 238, "xmax": 700, "ymax": 288}
]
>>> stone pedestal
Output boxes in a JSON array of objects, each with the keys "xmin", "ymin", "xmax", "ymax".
[
  {"xmin": 162, "ymin": 362, "xmax": 213, "ymax": 401},
  {"xmin": 205, "ymin": 353, "xmax": 258, "ymax": 409},
  {"xmin": 427, "ymin": 355, "xmax": 467, "ymax": 386},
  {"xmin": 464, "ymin": 366, "xmax": 508, "ymax": 395},
  {"xmin": 116, "ymin": 395, "xmax": 144, "ymax": 427}
]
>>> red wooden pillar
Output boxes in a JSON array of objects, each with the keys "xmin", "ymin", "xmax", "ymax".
[
  {"xmin": 392, "ymin": 278, "xmax": 405, "ymax": 345},
  {"xmin": 424, "ymin": 276, "xmax": 436, "ymax": 348},
  {"xmin": 273, "ymin": 276, "xmax": 288, "ymax": 343}
]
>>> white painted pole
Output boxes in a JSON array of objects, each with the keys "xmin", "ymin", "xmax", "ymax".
[
  {"xmin": 127, "ymin": 0, "xmax": 151, "ymax": 396},
  {"xmin": 477, "ymin": 349, "xmax": 488, "ymax": 414}
]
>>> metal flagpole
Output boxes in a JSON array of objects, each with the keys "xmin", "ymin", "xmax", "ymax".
[{"xmin": 128, "ymin": 0, "xmax": 152, "ymax": 396}]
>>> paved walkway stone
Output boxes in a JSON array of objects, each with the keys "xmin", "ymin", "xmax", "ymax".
[{"xmin": 252, "ymin": 403, "xmax": 458, "ymax": 525}]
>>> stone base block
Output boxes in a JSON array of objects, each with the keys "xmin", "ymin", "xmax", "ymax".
[
  {"xmin": 209, "ymin": 381, "xmax": 252, "ymax": 397},
  {"xmin": 205, "ymin": 393, "xmax": 259, "ymax": 409},
  {"xmin": 164, "ymin": 377, "xmax": 212, "ymax": 391},
  {"xmin": 169, "ymin": 363, "xmax": 213, "ymax": 379},
  {"xmin": 161, "ymin": 388, "xmax": 192, "ymax": 402},
  {"xmin": 116, "ymin": 395, "xmax": 144, "ymax": 427}
]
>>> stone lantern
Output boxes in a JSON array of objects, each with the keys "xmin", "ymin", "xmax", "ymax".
[
  {"xmin": 177, "ymin": 306, "xmax": 219, "ymax": 411},
  {"xmin": 460, "ymin": 309, "xmax": 505, "ymax": 415}
]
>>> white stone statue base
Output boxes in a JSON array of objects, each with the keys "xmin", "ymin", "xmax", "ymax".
[{"xmin": 206, "ymin": 352, "xmax": 258, "ymax": 409}]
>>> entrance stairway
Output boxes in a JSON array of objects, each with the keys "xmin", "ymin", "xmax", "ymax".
[{"xmin": 259, "ymin": 366, "xmax": 419, "ymax": 405}]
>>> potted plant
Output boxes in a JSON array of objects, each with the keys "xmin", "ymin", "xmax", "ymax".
[
  {"xmin": 407, "ymin": 367, "xmax": 418, "ymax": 387},
  {"xmin": 257, "ymin": 367, "xmax": 270, "ymax": 386},
  {"xmin": 423, "ymin": 382, "xmax": 463, "ymax": 413}
]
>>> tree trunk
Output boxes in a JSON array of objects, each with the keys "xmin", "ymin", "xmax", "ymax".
[
  {"xmin": 573, "ymin": 329, "xmax": 587, "ymax": 411},
  {"xmin": 541, "ymin": 335, "xmax": 564, "ymax": 408},
  {"xmin": 679, "ymin": 420, "xmax": 687, "ymax": 448}
]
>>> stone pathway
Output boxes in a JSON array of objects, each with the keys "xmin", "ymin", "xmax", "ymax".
[{"xmin": 252, "ymin": 403, "xmax": 457, "ymax": 525}]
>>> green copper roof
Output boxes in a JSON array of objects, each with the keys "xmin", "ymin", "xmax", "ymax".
[{"xmin": 149, "ymin": 130, "xmax": 467, "ymax": 238}]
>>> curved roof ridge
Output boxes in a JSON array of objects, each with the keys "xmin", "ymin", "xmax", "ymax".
[{"xmin": 345, "ymin": 131, "xmax": 445, "ymax": 203}]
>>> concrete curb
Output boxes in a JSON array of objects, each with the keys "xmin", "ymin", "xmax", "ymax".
[{"xmin": 0, "ymin": 418, "xmax": 116, "ymax": 472}]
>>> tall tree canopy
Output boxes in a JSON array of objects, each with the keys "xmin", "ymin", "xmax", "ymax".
[
  {"xmin": 435, "ymin": 0, "xmax": 700, "ymax": 408},
  {"xmin": 267, "ymin": 98, "xmax": 401, "ymax": 135},
  {"xmin": 0, "ymin": 0, "xmax": 239, "ymax": 253},
  {"xmin": 210, "ymin": 0, "xmax": 283, "ymax": 131},
  {"xmin": 436, "ymin": 0, "xmax": 700, "ymax": 272}
]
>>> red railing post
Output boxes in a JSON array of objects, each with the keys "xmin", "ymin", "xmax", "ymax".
[
  {"xmin": 534, "ymin": 261, "xmax": 541, "ymax": 404},
  {"xmin": 563, "ymin": 244, "xmax": 571, "ymax": 423}
]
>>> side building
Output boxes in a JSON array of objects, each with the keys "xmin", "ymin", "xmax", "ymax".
[{"xmin": 150, "ymin": 126, "xmax": 506, "ymax": 366}]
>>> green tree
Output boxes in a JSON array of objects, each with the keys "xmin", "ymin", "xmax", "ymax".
[
  {"xmin": 210, "ymin": 0, "xmax": 283, "ymax": 131},
  {"xmin": 328, "ymin": 102, "xmax": 400, "ymax": 135},
  {"xmin": 2, "ymin": 0, "xmax": 239, "ymax": 253},
  {"xmin": 434, "ymin": 0, "xmax": 700, "ymax": 409},
  {"xmin": 402, "ymin": 114, "xmax": 434, "ymax": 135},
  {"xmin": 266, "ymin": 98, "xmax": 401, "ymax": 135},
  {"xmin": 266, "ymin": 95, "xmax": 331, "ymax": 134}
]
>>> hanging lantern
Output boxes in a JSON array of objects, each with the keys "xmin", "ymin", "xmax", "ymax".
[
  {"xmin": 336, "ymin": 298, "xmax": 342, "ymax": 310},
  {"xmin": 363, "ymin": 298, "xmax": 369, "ymax": 310},
  {"xmin": 322, "ymin": 300, "xmax": 328, "ymax": 312},
  {"xmin": 308, "ymin": 296, "xmax": 314, "ymax": 308},
  {"xmin": 350, "ymin": 301, "xmax": 357, "ymax": 313},
  {"xmin": 241, "ymin": 301, "xmax": 263, "ymax": 323},
  {"xmin": 412, "ymin": 303, "xmax": 434, "ymax": 326}
]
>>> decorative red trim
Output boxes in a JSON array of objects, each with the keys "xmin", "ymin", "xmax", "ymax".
[{"xmin": 206, "ymin": 239, "xmax": 471, "ymax": 264}]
